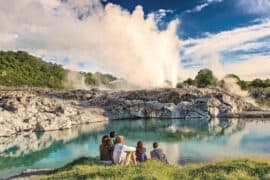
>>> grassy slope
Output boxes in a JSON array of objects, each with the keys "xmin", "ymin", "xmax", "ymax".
[{"xmin": 41, "ymin": 157, "xmax": 270, "ymax": 180}]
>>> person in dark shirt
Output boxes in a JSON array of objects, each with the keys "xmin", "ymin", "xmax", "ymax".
[
  {"xmin": 136, "ymin": 141, "xmax": 147, "ymax": 162},
  {"xmin": 150, "ymin": 142, "xmax": 168, "ymax": 163},
  {"xmin": 110, "ymin": 131, "xmax": 117, "ymax": 145},
  {"xmin": 99, "ymin": 135, "xmax": 112, "ymax": 161}
]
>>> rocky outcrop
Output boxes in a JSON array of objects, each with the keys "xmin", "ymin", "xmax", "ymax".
[
  {"xmin": 0, "ymin": 89, "xmax": 108, "ymax": 137},
  {"xmin": 251, "ymin": 89, "xmax": 270, "ymax": 99},
  {"xmin": 85, "ymin": 87, "xmax": 266, "ymax": 120},
  {"xmin": 0, "ymin": 87, "xmax": 269, "ymax": 137}
]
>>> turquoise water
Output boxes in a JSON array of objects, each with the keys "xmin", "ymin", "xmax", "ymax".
[{"xmin": 1, "ymin": 118, "xmax": 270, "ymax": 179}]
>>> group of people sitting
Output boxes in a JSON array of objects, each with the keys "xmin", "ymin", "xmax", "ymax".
[{"xmin": 100, "ymin": 131, "xmax": 168, "ymax": 165}]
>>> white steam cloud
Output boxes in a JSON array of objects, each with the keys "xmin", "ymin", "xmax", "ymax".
[{"xmin": 0, "ymin": 0, "xmax": 181, "ymax": 88}]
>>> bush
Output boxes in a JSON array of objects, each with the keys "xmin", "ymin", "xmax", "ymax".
[
  {"xmin": 176, "ymin": 82, "xmax": 183, "ymax": 88},
  {"xmin": 250, "ymin": 79, "xmax": 270, "ymax": 88},
  {"xmin": 183, "ymin": 78, "xmax": 196, "ymax": 86},
  {"xmin": 195, "ymin": 69, "xmax": 218, "ymax": 88}
]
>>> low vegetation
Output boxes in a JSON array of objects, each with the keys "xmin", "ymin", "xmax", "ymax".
[
  {"xmin": 176, "ymin": 69, "xmax": 270, "ymax": 107},
  {"xmin": 41, "ymin": 157, "xmax": 270, "ymax": 180},
  {"xmin": 0, "ymin": 51, "xmax": 116, "ymax": 89},
  {"xmin": 177, "ymin": 68, "xmax": 270, "ymax": 90}
]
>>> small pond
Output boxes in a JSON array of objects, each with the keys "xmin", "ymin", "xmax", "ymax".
[{"xmin": 1, "ymin": 118, "xmax": 270, "ymax": 179}]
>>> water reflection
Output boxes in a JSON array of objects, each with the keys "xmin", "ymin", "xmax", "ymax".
[{"xmin": 0, "ymin": 118, "xmax": 270, "ymax": 179}]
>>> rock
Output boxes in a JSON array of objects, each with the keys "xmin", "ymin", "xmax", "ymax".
[
  {"xmin": 172, "ymin": 101, "xmax": 192, "ymax": 118},
  {"xmin": 145, "ymin": 101, "xmax": 164, "ymax": 110},
  {"xmin": 0, "ymin": 87, "xmax": 268, "ymax": 137},
  {"xmin": 0, "ymin": 89, "xmax": 108, "ymax": 137}
]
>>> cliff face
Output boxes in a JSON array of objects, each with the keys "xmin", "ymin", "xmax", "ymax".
[
  {"xmin": 0, "ymin": 88, "xmax": 108, "ymax": 137},
  {"xmin": 85, "ymin": 87, "xmax": 267, "ymax": 119},
  {"xmin": 0, "ymin": 87, "xmax": 269, "ymax": 137}
]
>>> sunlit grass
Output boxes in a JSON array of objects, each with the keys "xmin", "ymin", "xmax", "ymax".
[{"xmin": 41, "ymin": 157, "xmax": 270, "ymax": 180}]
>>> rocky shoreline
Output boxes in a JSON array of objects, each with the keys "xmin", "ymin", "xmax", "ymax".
[{"xmin": 0, "ymin": 87, "xmax": 269, "ymax": 137}]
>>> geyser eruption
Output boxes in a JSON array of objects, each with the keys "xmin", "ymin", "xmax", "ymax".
[
  {"xmin": 0, "ymin": 0, "xmax": 181, "ymax": 88},
  {"xmin": 85, "ymin": 4, "xmax": 181, "ymax": 88}
]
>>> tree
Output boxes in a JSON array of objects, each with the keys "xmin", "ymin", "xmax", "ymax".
[
  {"xmin": 250, "ymin": 78, "xmax": 270, "ymax": 88},
  {"xmin": 183, "ymin": 78, "xmax": 196, "ymax": 86},
  {"xmin": 195, "ymin": 69, "xmax": 218, "ymax": 88},
  {"xmin": 176, "ymin": 82, "xmax": 183, "ymax": 88},
  {"xmin": 0, "ymin": 51, "xmax": 116, "ymax": 89},
  {"xmin": 239, "ymin": 80, "xmax": 248, "ymax": 90}
]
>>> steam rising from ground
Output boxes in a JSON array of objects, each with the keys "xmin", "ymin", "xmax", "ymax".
[
  {"xmin": 222, "ymin": 78, "xmax": 248, "ymax": 97},
  {"xmin": 0, "ymin": 0, "xmax": 181, "ymax": 88},
  {"xmin": 65, "ymin": 71, "xmax": 88, "ymax": 90},
  {"xmin": 222, "ymin": 77, "xmax": 259, "ymax": 107}
]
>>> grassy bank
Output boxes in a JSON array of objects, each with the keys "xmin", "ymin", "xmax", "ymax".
[{"xmin": 41, "ymin": 157, "xmax": 270, "ymax": 180}]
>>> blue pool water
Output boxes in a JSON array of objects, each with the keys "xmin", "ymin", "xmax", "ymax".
[{"xmin": 1, "ymin": 118, "xmax": 270, "ymax": 179}]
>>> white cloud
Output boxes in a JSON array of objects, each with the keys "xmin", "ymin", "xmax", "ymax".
[
  {"xmin": 239, "ymin": 0, "xmax": 270, "ymax": 15},
  {"xmin": 153, "ymin": 9, "xmax": 174, "ymax": 23},
  {"xmin": 181, "ymin": 19, "xmax": 270, "ymax": 80},
  {"xmin": 0, "ymin": 0, "xmax": 181, "ymax": 88},
  {"xmin": 229, "ymin": 41, "xmax": 268, "ymax": 52},
  {"xmin": 224, "ymin": 55, "xmax": 270, "ymax": 80},
  {"xmin": 183, "ymin": 0, "xmax": 223, "ymax": 15},
  {"xmin": 183, "ymin": 20, "xmax": 270, "ymax": 57}
]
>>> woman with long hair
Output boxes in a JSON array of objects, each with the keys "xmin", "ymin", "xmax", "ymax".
[
  {"xmin": 136, "ymin": 141, "xmax": 147, "ymax": 162},
  {"xmin": 100, "ymin": 135, "xmax": 112, "ymax": 161}
]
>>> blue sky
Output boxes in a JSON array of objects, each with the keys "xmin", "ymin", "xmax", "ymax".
[
  {"xmin": 0, "ymin": 0, "xmax": 269, "ymax": 85},
  {"xmin": 103, "ymin": 0, "xmax": 268, "ymax": 38},
  {"xmin": 87, "ymin": 0, "xmax": 270, "ymax": 79}
]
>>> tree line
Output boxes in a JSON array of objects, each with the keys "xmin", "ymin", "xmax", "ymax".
[
  {"xmin": 0, "ymin": 51, "xmax": 116, "ymax": 89},
  {"xmin": 177, "ymin": 68, "xmax": 270, "ymax": 90}
]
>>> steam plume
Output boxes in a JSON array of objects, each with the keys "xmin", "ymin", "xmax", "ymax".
[{"xmin": 0, "ymin": 0, "xmax": 181, "ymax": 88}]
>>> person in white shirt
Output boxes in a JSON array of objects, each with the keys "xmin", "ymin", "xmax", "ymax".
[{"xmin": 113, "ymin": 135, "xmax": 137, "ymax": 165}]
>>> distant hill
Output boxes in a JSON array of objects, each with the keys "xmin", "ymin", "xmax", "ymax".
[{"xmin": 0, "ymin": 51, "xmax": 116, "ymax": 89}]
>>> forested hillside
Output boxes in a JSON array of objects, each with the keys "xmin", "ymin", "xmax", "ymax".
[{"xmin": 0, "ymin": 51, "xmax": 116, "ymax": 89}]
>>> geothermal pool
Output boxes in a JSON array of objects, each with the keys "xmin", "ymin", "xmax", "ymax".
[{"xmin": 1, "ymin": 118, "xmax": 270, "ymax": 179}]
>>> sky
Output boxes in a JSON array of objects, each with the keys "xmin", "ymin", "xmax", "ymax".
[{"xmin": 0, "ymin": 0, "xmax": 269, "ymax": 87}]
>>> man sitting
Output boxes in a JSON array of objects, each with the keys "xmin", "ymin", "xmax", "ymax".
[
  {"xmin": 150, "ymin": 142, "xmax": 168, "ymax": 164},
  {"xmin": 113, "ymin": 135, "xmax": 137, "ymax": 165}
]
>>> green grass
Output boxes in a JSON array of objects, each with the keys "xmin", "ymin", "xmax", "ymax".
[{"xmin": 41, "ymin": 157, "xmax": 270, "ymax": 180}]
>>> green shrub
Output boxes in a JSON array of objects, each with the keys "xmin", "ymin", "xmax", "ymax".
[
  {"xmin": 195, "ymin": 69, "xmax": 218, "ymax": 88},
  {"xmin": 183, "ymin": 78, "xmax": 196, "ymax": 86}
]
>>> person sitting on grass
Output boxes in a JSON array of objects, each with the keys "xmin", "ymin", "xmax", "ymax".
[
  {"xmin": 113, "ymin": 135, "xmax": 137, "ymax": 165},
  {"xmin": 109, "ymin": 131, "xmax": 117, "ymax": 159},
  {"xmin": 136, "ymin": 141, "xmax": 148, "ymax": 162},
  {"xmin": 109, "ymin": 131, "xmax": 117, "ymax": 146},
  {"xmin": 99, "ymin": 135, "xmax": 112, "ymax": 162},
  {"xmin": 150, "ymin": 142, "xmax": 168, "ymax": 164}
]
